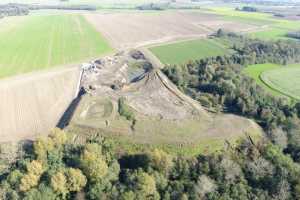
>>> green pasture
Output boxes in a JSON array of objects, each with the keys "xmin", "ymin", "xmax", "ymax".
[
  {"xmin": 243, "ymin": 63, "xmax": 300, "ymax": 100},
  {"xmin": 243, "ymin": 63, "xmax": 282, "ymax": 96},
  {"xmin": 0, "ymin": 14, "xmax": 113, "ymax": 78},
  {"xmin": 209, "ymin": 7, "xmax": 300, "ymax": 40},
  {"xmin": 149, "ymin": 39, "xmax": 228, "ymax": 65},
  {"xmin": 249, "ymin": 28, "xmax": 290, "ymax": 40},
  {"xmin": 261, "ymin": 64, "xmax": 300, "ymax": 100},
  {"xmin": 208, "ymin": 7, "xmax": 277, "ymax": 25}
]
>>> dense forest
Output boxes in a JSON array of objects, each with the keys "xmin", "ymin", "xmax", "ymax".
[
  {"xmin": 2, "ymin": 31, "xmax": 300, "ymax": 200},
  {"xmin": 1, "ymin": 129, "xmax": 300, "ymax": 200}
]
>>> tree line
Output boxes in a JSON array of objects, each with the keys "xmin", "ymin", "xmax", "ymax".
[
  {"xmin": 287, "ymin": 31, "xmax": 300, "ymax": 40},
  {"xmin": 235, "ymin": 6, "xmax": 258, "ymax": 12},
  {"xmin": 2, "ymin": 128, "xmax": 300, "ymax": 200}
]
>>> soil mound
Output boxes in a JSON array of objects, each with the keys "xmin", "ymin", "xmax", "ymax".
[{"xmin": 69, "ymin": 50, "xmax": 262, "ymax": 152}]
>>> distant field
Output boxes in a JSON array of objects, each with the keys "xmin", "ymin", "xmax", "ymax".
[
  {"xmin": 0, "ymin": 14, "xmax": 112, "ymax": 78},
  {"xmin": 249, "ymin": 28, "xmax": 290, "ymax": 40},
  {"xmin": 250, "ymin": 22, "xmax": 300, "ymax": 40},
  {"xmin": 208, "ymin": 7, "xmax": 276, "ymax": 25},
  {"xmin": 208, "ymin": 7, "xmax": 300, "ymax": 40},
  {"xmin": 0, "ymin": 0, "xmax": 163, "ymax": 8},
  {"xmin": 149, "ymin": 39, "xmax": 228, "ymax": 65},
  {"xmin": 261, "ymin": 64, "xmax": 300, "ymax": 100}
]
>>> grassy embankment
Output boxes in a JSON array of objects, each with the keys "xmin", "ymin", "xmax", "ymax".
[{"xmin": 0, "ymin": 14, "xmax": 113, "ymax": 78}]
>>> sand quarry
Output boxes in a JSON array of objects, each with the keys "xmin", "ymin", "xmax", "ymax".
[
  {"xmin": 84, "ymin": 10, "xmax": 259, "ymax": 50},
  {"xmin": 68, "ymin": 50, "xmax": 262, "ymax": 149}
]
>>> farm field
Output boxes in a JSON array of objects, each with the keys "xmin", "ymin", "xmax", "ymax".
[
  {"xmin": 208, "ymin": 7, "xmax": 300, "ymax": 40},
  {"xmin": 243, "ymin": 63, "xmax": 283, "ymax": 96},
  {"xmin": 149, "ymin": 39, "xmax": 228, "ymax": 65},
  {"xmin": 208, "ymin": 7, "xmax": 277, "ymax": 25},
  {"xmin": 260, "ymin": 64, "xmax": 300, "ymax": 100},
  {"xmin": 249, "ymin": 28, "xmax": 291, "ymax": 40},
  {"xmin": 84, "ymin": 10, "xmax": 260, "ymax": 50},
  {"xmin": 0, "ymin": 14, "xmax": 112, "ymax": 78},
  {"xmin": 250, "ymin": 22, "xmax": 300, "ymax": 40},
  {"xmin": 243, "ymin": 63, "xmax": 300, "ymax": 100}
]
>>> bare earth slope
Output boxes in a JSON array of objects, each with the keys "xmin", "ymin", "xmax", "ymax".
[{"xmin": 0, "ymin": 67, "xmax": 81, "ymax": 142}]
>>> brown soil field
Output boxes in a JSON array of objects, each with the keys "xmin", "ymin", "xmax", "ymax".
[
  {"xmin": 0, "ymin": 67, "xmax": 81, "ymax": 142},
  {"xmin": 84, "ymin": 11, "xmax": 260, "ymax": 50}
]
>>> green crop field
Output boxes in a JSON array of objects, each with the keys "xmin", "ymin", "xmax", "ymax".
[
  {"xmin": 149, "ymin": 39, "xmax": 228, "ymax": 65},
  {"xmin": 0, "ymin": 14, "xmax": 113, "ymax": 78},
  {"xmin": 260, "ymin": 64, "xmax": 300, "ymax": 100},
  {"xmin": 249, "ymin": 28, "xmax": 290, "ymax": 40}
]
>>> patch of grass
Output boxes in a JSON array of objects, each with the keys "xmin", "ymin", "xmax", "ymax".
[
  {"xmin": 0, "ymin": 14, "xmax": 113, "ymax": 78},
  {"xmin": 98, "ymin": 128, "xmax": 262, "ymax": 156},
  {"xmin": 260, "ymin": 64, "xmax": 300, "ymax": 100},
  {"xmin": 69, "ymin": 113, "xmax": 262, "ymax": 156},
  {"xmin": 118, "ymin": 98, "xmax": 135, "ymax": 121},
  {"xmin": 149, "ymin": 39, "xmax": 228, "ymax": 65}
]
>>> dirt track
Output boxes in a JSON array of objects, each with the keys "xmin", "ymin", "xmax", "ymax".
[{"xmin": 0, "ymin": 67, "xmax": 81, "ymax": 142}]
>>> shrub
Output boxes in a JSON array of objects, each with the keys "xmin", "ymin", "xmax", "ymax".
[{"xmin": 118, "ymin": 97, "xmax": 135, "ymax": 121}]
